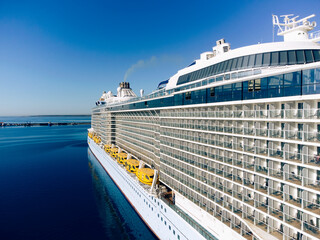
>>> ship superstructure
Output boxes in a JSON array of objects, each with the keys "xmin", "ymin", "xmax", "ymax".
[{"xmin": 89, "ymin": 14, "xmax": 320, "ymax": 240}]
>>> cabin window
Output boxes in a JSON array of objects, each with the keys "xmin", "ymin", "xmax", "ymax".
[
  {"xmin": 313, "ymin": 50, "xmax": 320, "ymax": 61},
  {"xmin": 288, "ymin": 50, "xmax": 296, "ymax": 65},
  {"xmin": 296, "ymin": 50, "xmax": 305, "ymax": 64},
  {"xmin": 279, "ymin": 51, "xmax": 288, "ymax": 65},
  {"xmin": 255, "ymin": 53, "xmax": 262, "ymax": 67},
  {"xmin": 236, "ymin": 56, "xmax": 243, "ymax": 70},
  {"xmin": 241, "ymin": 55, "xmax": 249, "ymax": 69},
  {"xmin": 262, "ymin": 52, "xmax": 271, "ymax": 66},
  {"xmin": 271, "ymin": 51, "xmax": 279, "ymax": 66},
  {"xmin": 305, "ymin": 50, "xmax": 314, "ymax": 63},
  {"xmin": 210, "ymin": 87, "xmax": 215, "ymax": 97},
  {"xmin": 185, "ymin": 92, "xmax": 191, "ymax": 100},
  {"xmin": 231, "ymin": 58, "xmax": 238, "ymax": 71},
  {"xmin": 255, "ymin": 79, "xmax": 261, "ymax": 91},
  {"xmin": 247, "ymin": 54, "xmax": 255, "ymax": 68},
  {"xmin": 248, "ymin": 80, "xmax": 254, "ymax": 92}
]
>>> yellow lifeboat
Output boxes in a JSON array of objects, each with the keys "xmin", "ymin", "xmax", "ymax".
[
  {"xmin": 125, "ymin": 159, "xmax": 139, "ymax": 173},
  {"xmin": 104, "ymin": 144, "xmax": 112, "ymax": 153},
  {"xmin": 88, "ymin": 132, "xmax": 93, "ymax": 139},
  {"xmin": 136, "ymin": 168, "xmax": 155, "ymax": 185},
  {"xmin": 117, "ymin": 152, "xmax": 127, "ymax": 165},
  {"xmin": 110, "ymin": 148, "xmax": 118, "ymax": 158},
  {"xmin": 93, "ymin": 136, "xmax": 101, "ymax": 144}
]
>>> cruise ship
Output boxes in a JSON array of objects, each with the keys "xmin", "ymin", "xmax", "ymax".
[{"xmin": 88, "ymin": 14, "xmax": 320, "ymax": 240}]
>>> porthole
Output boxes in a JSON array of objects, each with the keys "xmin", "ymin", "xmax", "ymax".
[
  {"xmin": 158, "ymin": 202, "xmax": 159, "ymax": 206},
  {"xmin": 152, "ymin": 207, "xmax": 153, "ymax": 211},
  {"xmin": 161, "ymin": 205, "xmax": 163, "ymax": 209},
  {"xmin": 164, "ymin": 208, "xmax": 166, "ymax": 213},
  {"xmin": 161, "ymin": 217, "xmax": 163, "ymax": 221},
  {"xmin": 169, "ymin": 226, "xmax": 171, "ymax": 230},
  {"xmin": 157, "ymin": 214, "xmax": 159, "ymax": 218},
  {"xmin": 164, "ymin": 221, "xmax": 166, "ymax": 225},
  {"xmin": 173, "ymin": 230, "xmax": 175, "ymax": 235}
]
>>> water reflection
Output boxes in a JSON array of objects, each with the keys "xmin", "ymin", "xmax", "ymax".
[{"xmin": 87, "ymin": 149, "xmax": 157, "ymax": 240}]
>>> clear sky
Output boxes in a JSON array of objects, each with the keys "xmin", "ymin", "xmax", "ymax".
[{"xmin": 0, "ymin": 0, "xmax": 319, "ymax": 116}]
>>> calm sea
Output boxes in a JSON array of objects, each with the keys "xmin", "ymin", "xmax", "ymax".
[
  {"xmin": 0, "ymin": 117, "xmax": 156, "ymax": 240},
  {"xmin": 0, "ymin": 115, "xmax": 91, "ymax": 123}
]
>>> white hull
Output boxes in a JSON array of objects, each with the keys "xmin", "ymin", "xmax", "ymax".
[{"xmin": 88, "ymin": 137, "xmax": 210, "ymax": 240}]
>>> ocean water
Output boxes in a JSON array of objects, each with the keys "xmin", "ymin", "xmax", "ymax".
[
  {"xmin": 0, "ymin": 123, "xmax": 156, "ymax": 240},
  {"xmin": 0, "ymin": 115, "xmax": 91, "ymax": 123}
]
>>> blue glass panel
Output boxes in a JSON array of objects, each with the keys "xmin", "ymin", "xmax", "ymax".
[
  {"xmin": 296, "ymin": 50, "xmax": 305, "ymax": 64},
  {"xmin": 288, "ymin": 51, "xmax": 296, "ymax": 65},
  {"xmin": 283, "ymin": 86, "xmax": 301, "ymax": 96},
  {"xmin": 283, "ymin": 71, "xmax": 301, "ymax": 86},
  {"xmin": 271, "ymin": 52, "xmax": 279, "ymax": 66},
  {"xmin": 279, "ymin": 51, "xmax": 288, "ymax": 66},
  {"xmin": 268, "ymin": 87, "xmax": 283, "ymax": 98},
  {"xmin": 305, "ymin": 50, "xmax": 314, "ymax": 63},
  {"xmin": 268, "ymin": 74, "xmax": 283, "ymax": 87},
  {"xmin": 255, "ymin": 53, "xmax": 262, "ymax": 67},
  {"xmin": 248, "ymin": 55, "xmax": 255, "ymax": 68},
  {"xmin": 262, "ymin": 52, "xmax": 271, "ymax": 66},
  {"xmin": 302, "ymin": 83, "xmax": 320, "ymax": 95},
  {"xmin": 236, "ymin": 57, "xmax": 243, "ymax": 70},
  {"xmin": 313, "ymin": 50, "xmax": 320, "ymax": 62},
  {"xmin": 231, "ymin": 58, "xmax": 238, "ymax": 71},
  {"xmin": 303, "ymin": 69, "xmax": 316, "ymax": 85}
]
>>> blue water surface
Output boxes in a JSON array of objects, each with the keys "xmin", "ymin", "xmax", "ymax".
[
  {"xmin": 0, "ymin": 124, "xmax": 156, "ymax": 240},
  {"xmin": 0, "ymin": 115, "xmax": 91, "ymax": 123}
]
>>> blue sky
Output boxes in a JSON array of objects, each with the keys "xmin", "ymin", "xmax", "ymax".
[{"xmin": 0, "ymin": 0, "xmax": 319, "ymax": 116}]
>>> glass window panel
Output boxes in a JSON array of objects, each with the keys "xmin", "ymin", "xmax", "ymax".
[
  {"xmin": 296, "ymin": 50, "xmax": 305, "ymax": 64},
  {"xmin": 271, "ymin": 52, "xmax": 279, "ymax": 66},
  {"xmin": 231, "ymin": 58, "xmax": 238, "ymax": 71},
  {"xmin": 226, "ymin": 60, "xmax": 232, "ymax": 72},
  {"xmin": 255, "ymin": 79, "xmax": 261, "ymax": 91},
  {"xmin": 236, "ymin": 57, "xmax": 243, "ymax": 69},
  {"xmin": 207, "ymin": 65, "xmax": 214, "ymax": 76},
  {"xmin": 248, "ymin": 55, "xmax": 255, "ymax": 68},
  {"xmin": 288, "ymin": 51, "xmax": 296, "ymax": 65},
  {"xmin": 248, "ymin": 80, "xmax": 254, "ymax": 92},
  {"xmin": 202, "ymin": 67, "xmax": 208, "ymax": 78},
  {"xmin": 223, "ymin": 84, "xmax": 232, "ymax": 91},
  {"xmin": 210, "ymin": 87, "xmax": 215, "ymax": 97},
  {"xmin": 302, "ymin": 69, "xmax": 320, "ymax": 85},
  {"xmin": 255, "ymin": 53, "xmax": 263, "ymax": 67},
  {"xmin": 284, "ymin": 71, "xmax": 301, "ymax": 86},
  {"xmin": 242, "ymin": 55, "xmax": 249, "ymax": 69},
  {"xmin": 190, "ymin": 72, "xmax": 195, "ymax": 81},
  {"xmin": 216, "ymin": 63, "xmax": 222, "ymax": 74},
  {"xmin": 198, "ymin": 68, "xmax": 205, "ymax": 79},
  {"xmin": 284, "ymin": 86, "xmax": 301, "ymax": 97},
  {"xmin": 261, "ymin": 77, "xmax": 268, "ymax": 89},
  {"xmin": 233, "ymin": 82, "xmax": 242, "ymax": 89},
  {"xmin": 268, "ymin": 74, "xmax": 283, "ymax": 87},
  {"xmin": 262, "ymin": 52, "xmax": 271, "ymax": 66},
  {"xmin": 194, "ymin": 70, "xmax": 200, "ymax": 80},
  {"xmin": 305, "ymin": 50, "xmax": 314, "ymax": 63},
  {"xmin": 220, "ymin": 61, "xmax": 228, "ymax": 73},
  {"xmin": 313, "ymin": 50, "xmax": 320, "ymax": 62},
  {"xmin": 303, "ymin": 83, "xmax": 320, "ymax": 95},
  {"xmin": 279, "ymin": 51, "xmax": 288, "ymax": 65},
  {"xmin": 212, "ymin": 64, "xmax": 217, "ymax": 76},
  {"xmin": 206, "ymin": 66, "xmax": 212, "ymax": 77}
]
